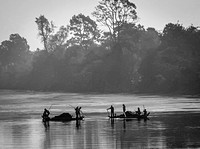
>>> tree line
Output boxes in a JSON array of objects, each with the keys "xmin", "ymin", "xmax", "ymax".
[{"xmin": 0, "ymin": 0, "xmax": 200, "ymax": 94}]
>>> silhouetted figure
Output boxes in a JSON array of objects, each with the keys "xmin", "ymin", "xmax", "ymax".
[
  {"xmin": 107, "ymin": 105, "xmax": 114, "ymax": 118},
  {"xmin": 79, "ymin": 107, "xmax": 83, "ymax": 117},
  {"xmin": 123, "ymin": 104, "xmax": 126, "ymax": 117},
  {"xmin": 75, "ymin": 106, "xmax": 79, "ymax": 119},
  {"xmin": 75, "ymin": 106, "xmax": 82, "ymax": 119},
  {"xmin": 42, "ymin": 108, "xmax": 50, "ymax": 121},
  {"xmin": 136, "ymin": 107, "xmax": 141, "ymax": 116},
  {"xmin": 143, "ymin": 108, "xmax": 147, "ymax": 116}
]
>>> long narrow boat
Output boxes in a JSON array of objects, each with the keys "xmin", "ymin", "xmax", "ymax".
[
  {"xmin": 108, "ymin": 111, "xmax": 150, "ymax": 120},
  {"xmin": 42, "ymin": 112, "xmax": 84, "ymax": 122}
]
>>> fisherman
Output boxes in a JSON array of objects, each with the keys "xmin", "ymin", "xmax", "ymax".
[
  {"xmin": 123, "ymin": 104, "xmax": 126, "ymax": 117},
  {"xmin": 136, "ymin": 107, "xmax": 141, "ymax": 116},
  {"xmin": 107, "ymin": 105, "xmax": 114, "ymax": 118},
  {"xmin": 42, "ymin": 108, "xmax": 50, "ymax": 119},
  {"xmin": 78, "ymin": 106, "xmax": 83, "ymax": 118},
  {"xmin": 143, "ymin": 108, "xmax": 147, "ymax": 116},
  {"xmin": 75, "ymin": 106, "xmax": 80, "ymax": 119}
]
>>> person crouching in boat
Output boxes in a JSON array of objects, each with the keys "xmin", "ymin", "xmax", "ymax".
[
  {"xmin": 107, "ymin": 105, "xmax": 114, "ymax": 118},
  {"xmin": 123, "ymin": 104, "xmax": 126, "ymax": 117},
  {"xmin": 42, "ymin": 108, "xmax": 50, "ymax": 121}
]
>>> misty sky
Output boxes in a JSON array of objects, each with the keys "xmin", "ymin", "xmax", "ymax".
[{"xmin": 0, "ymin": 0, "xmax": 200, "ymax": 51}]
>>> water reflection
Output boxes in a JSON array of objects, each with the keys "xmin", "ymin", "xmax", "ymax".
[
  {"xmin": 1, "ymin": 113, "xmax": 200, "ymax": 149},
  {"xmin": 43, "ymin": 120, "xmax": 50, "ymax": 128},
  {"xmin": 1, "ymin": 91, "xmax": 200, "ymax": 148},
  {"xmin": 0, "ymin": 119, "xmax": 43, "ymax": 148},
  {"xmin": 40, "ymin": 118, "xmax": 162, "ymax": 148},
  {"xmin": 76, "ymin": 120, "xmax": 81, "ymax": 129},
  {"xmin": 106, "ymin": 118, "xmax": 167, "ymax": 148}
]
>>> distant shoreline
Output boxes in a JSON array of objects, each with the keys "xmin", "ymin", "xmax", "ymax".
[{"xmin": 0, "ymin": 89, "xmax": 199, "ymax": 98}]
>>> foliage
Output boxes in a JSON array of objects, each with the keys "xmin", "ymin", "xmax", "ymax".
[
  {"xmin": 92, "ymin": 0, "xmax": 137, "ymax": 45},
  {"xmin": 138, "ymin": 23, "xmax": 200, "ymax": 94},
  {"xmin": 48, "ymin": 25, "xmax": 69, "ymax": 52},
  {"xmin": 0, "ymin": 3, "xmax": 200, "ymax": 95},
  {"xmin": 0, "ymin": 34, "xmax": 32, "ymax": 89},
  {"xmin": 35, "ymin": 15, "xmax": 55, "ymax": 51},
  {"xmin": 69, "ymin": 14, "xmax": 100, "ymax": 50}
]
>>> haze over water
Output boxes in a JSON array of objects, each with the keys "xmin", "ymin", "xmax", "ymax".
[{"xmin": 0, "ymin": 90, "xmax": 200, "ymax": 148}]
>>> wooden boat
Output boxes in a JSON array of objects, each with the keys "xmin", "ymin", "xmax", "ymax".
[
  {"xmin": 108, "ymin": 111, "xmax": 150, "ymax": 120},
  {"xmin": 42, "ymin": 112, "xmax": 84, "ymax": 122}
]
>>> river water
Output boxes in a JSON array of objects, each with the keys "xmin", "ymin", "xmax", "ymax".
[{"xmin": 0, "ymin": 90, "xmax": 200, "ymax": 149}]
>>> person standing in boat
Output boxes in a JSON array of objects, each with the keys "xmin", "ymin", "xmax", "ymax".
[
  {"xmin": 136, "ymin": 107, "xmax": 141, "ymax": 116},
  {"xmin": 75, "ymin": 106, "xmax": 83, "ymax": 119},
  {"xmin": 78, "ymin": 106, "xmax": 83, "ymax": 118},
  {"xmin": 143, "ymin": 108, "xmax": 147, "ymax": 116},
  {"xmin": 123, "ymin": 104, "xmax": 126, "ymax": 117},
  {"xmin": 75, "ymin": 106, "xmax": 80, "ymax": 119},
  {"xmin": 107, "ymin": 105, "xmax": 114, "ymax": 118}
]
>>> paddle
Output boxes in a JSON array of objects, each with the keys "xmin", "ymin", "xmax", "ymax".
[
  {"xmin": 68, "ymin": 104, "xmax": 75, "ymax": 109},
  {"xmin": 49, "ymin": 104, "xmax": 53, "ymax": 111},
  {"xmin": 68, "ymin": 105, "xmax": 85, "ymax": 118}
]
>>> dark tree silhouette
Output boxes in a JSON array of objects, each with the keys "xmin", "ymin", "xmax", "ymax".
[
  {"xmin": 0, "ymin": 34, "xmax": 31, "ymax": 89},
  {"xmin": 35, "ymin": 15, "xmax": 55, "ymax": 52},
  {"xmin": 69, "ymin": 13, "xmax": 100, "ymax": 50},
  {"xmin": 48, "ymin": 25, "xmax": 69, "ymax": 51},
  {"xmin": 92, "ymin": 0, "xmax": 137, "ymax": 45}
]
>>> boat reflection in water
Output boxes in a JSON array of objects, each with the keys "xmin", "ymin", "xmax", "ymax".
[
  {"xmin": 1, "ymin": 91, "xmax": 200, "ymax": 148},
  {"xmin": 40, "ymin": 112, "xmax": 200, "ymax": 149},
  {"xmin": 1, "ymin": 112, "xmax": 200, "ymax": 148},
  {"xmin": 40, "ymin": 117, "xmax": 167, "ymax": 149}
]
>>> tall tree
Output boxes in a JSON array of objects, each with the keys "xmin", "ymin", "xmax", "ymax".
[
  {"xmin": 48, "ymin": 25, "xmax": 69, "ymax": 51},
  {"xmin": 0, "ymin": 34, "xmax": 31, "ymax": 88},
  {"xmin": 92, "ymin": 0, "xmax": 137, "ymax": 45},
  {"xmin": 0, "ymin": 34, "xmax": 30, "ymax": 67},
  {"xmin": 35, "ymin": 15, "xmax": 54, "ymax": 52},
  {"xmin": 69, "ymin": 13, "xmax": 100, "ymax": 50}
]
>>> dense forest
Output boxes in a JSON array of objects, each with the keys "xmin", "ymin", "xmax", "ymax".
[{"xmin": 0, "ymin": 0, "xmax": 200, "ymax": 94}]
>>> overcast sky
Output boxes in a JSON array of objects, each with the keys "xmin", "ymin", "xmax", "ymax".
[{"xmin": 0, "ymin": 0, "xmax": 200, "ymax": 51}]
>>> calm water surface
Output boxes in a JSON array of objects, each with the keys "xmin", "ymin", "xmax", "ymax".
[{"xmin": 0, "ymin": 90, "xmax": 200, "ymax": 149}]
